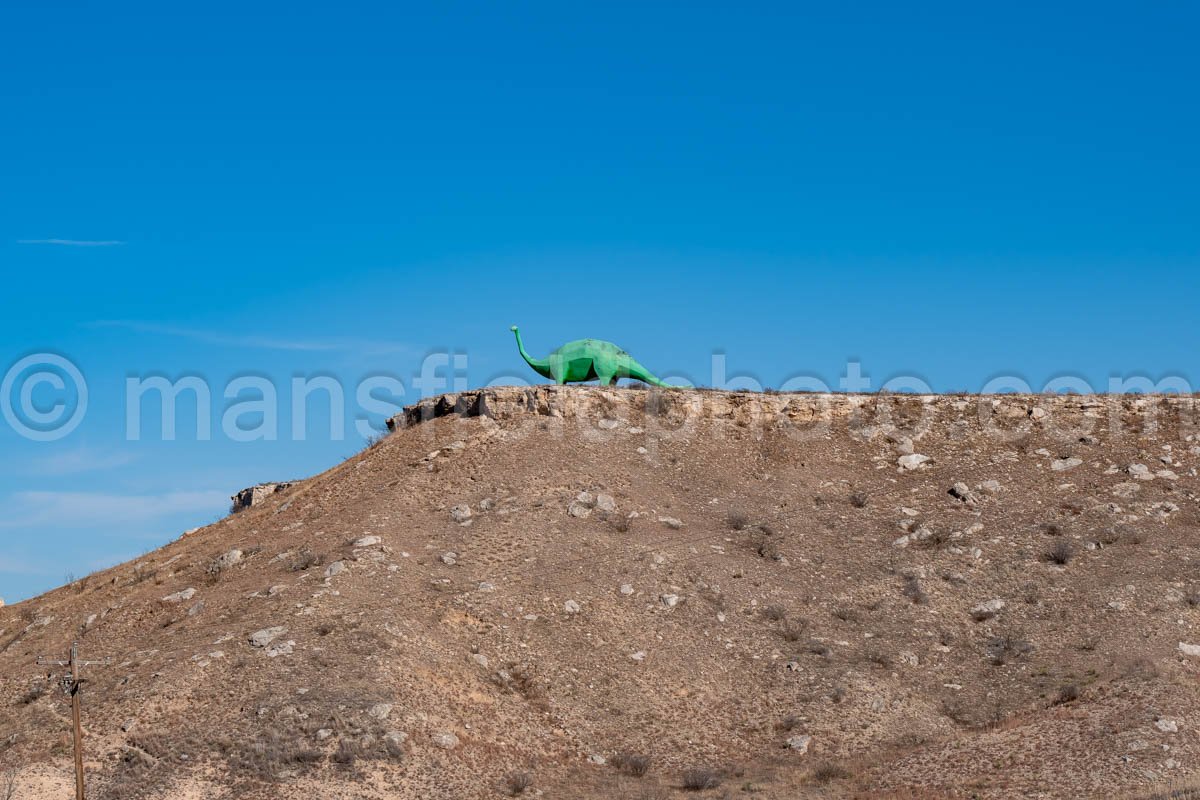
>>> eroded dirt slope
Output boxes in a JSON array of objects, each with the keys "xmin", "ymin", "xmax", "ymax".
[{"xmin": 2, "ymin": 387, "xmax": 1200, "ymax": 799}]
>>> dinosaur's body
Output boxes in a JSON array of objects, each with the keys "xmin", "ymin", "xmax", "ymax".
[{"xmin": 511, "ymin": 326, "xmax": 670, "ymax": 387}]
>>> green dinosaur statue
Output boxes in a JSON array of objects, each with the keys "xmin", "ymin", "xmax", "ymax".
[{"xmin": 511, "ymin": 326, "xmax": 670, "ymax": 387}]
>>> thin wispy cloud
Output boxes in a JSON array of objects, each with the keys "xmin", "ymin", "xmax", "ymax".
[
  {"xmin": 26, "ymin": 447, "xmax": 138, "ymax": 477},
  {"xmin": 0, "ymin": 555, "xmax": 52, "ymax": 577},
  {"xmin": 89, "ymin": 319, "xmax": 413, "ymax": 355},
  {"xmin": 0, "ymin": 489, "xmax": 228, "ymax": 530},
  {"xmin": 18, "ymin": 239, "xmax": 125, "ymax": 247}
]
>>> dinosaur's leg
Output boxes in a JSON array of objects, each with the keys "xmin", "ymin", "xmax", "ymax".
[
  {"xmin": 549, "ymin": 357, "xmax": 568, "ymax": 385},
  {"xmin": 593, "ymin": 355, "xmax": 617, "ymax": 386}
]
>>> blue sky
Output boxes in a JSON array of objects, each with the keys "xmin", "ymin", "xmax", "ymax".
[{"xmin": 1, "ymin": 2, "xmax": 1197, "ymax": 601}]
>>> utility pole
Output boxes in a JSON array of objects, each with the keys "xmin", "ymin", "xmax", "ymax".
[{"xmin": 37, "ymin": 642, "xmax": 110, "ymax": 800}]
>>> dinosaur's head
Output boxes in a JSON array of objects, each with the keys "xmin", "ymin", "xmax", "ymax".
[{"xmin": 510, "ymin": 325, "xmax": 519, "ymax": 332}]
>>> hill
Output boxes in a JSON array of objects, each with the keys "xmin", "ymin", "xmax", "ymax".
[{"xmin": 2, "ymin": 386, "xmax": 1200, "ymax": 799}]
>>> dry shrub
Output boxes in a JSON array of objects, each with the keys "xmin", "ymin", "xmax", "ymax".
[
  {"xmin": 606, "ymin": 513, "xmax": 632, "ymax": 533},
  {"xmin": 864, "ymin": 648, "xmax": 892, "ymax": 669},
  {"xmin": 987, "ymin": 635, "xmax": 1033, "ymax": 666},
  {"xmin": 505, "ymin": 771, "xmax": 534, "ymax": 795},
  {"xmin": 755, "ymin": 536, "xmax": 780, "ymax": 561},
  {"xmin": 902, "ymin": 575, "xmax": 927, "ymax": 604},
  {"xmin": 809, "ymin": 762, "xmax": 851, "ymax": 785},
  {"xmin": 776, "ymin": 714, "xmax": 802, "ymax": 732},
  {"xmin": 221, "ymin": 728, "xmax": 324, "ymax": 780},
  {"xmin": 832, "ymin": 607, "xmax": 860, "ymax": 623},
  {"xmin": 804, "ymin": 640, "xmax": 831, "ymax": 658},
  {"xmin": 289, "ymin": 547, "xmax": 325, "ymax": 573},
  {"xmin": 727, "ymin": 510, "xmax": 750, "ymax": 530},
  {"xmin": 681, "ymin": 768, "xmax": 720, "ymax": 791},
  {"xmin": 762, "ymin": 605, "xmax": 787, "ymax": 622},
  {"xmin": 1053, "ymin": 684, "xmax": 1080, "ymax": 705},
  {"xmin": 331, "ymin": 739, "xmax": 358, "ymax": 767},
  {"xmin": 18, "ymin": 683, "xmax": 45, "ymax": 706},
  {"xmin": 1045, "ymin": 539, "xmax": 1074, "ymax": 565},
  {"xmin": 612, "ymin": 752, "xmax": 651, "ymax": 777},
  {"xmin": 779, "ymin": 620, "xmax": 806, "ymax": 642}
]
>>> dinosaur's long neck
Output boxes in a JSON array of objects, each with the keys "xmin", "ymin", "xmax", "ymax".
[{"xmin": 513, "ymin": 328, "xmax": 552, "ymax": 378}]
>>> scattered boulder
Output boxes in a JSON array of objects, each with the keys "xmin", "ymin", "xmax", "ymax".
[
  {"xmin": 1149, "ymin": 502, "xmax": 1181, "ymax": 520},
  {"xmin": 978, "ymin": 480, "xmax": 1003, "ymax": 495},
  {"xmin": 324, "ymin": 561, "xmax": 347, "ymax": 579},
  {"xmin": 660, "ymin": 594, "xmax": 682, "ymax": 608},
  {"xmin": 265, "ymin": 640, "xmax": 295, "ymax": 658},
  {"xmin": 368, "ymin": 703, "xmax": 394, "ymax": 720},
  {"xmin": 1113, "ymin": 482, "xmax": 1142, "ymax": 499},
  {"xmin": 596, "ymin": 493, "xmax": 617, "ymax": 512},
  {"xmin": 1155, "ymin": 719, "xmax": 1179, "ymax": 734},
  {"xmin": 450, "ymin": 504, "xmax": 473, "ymax": 524},
  {"xmin": 898, "ymin": 454, "xmax": 931, "ymax": 471},
  {"xmin": 564, "ymin": 599, "xmax": 581, "ymax": 614},
  {"xmin": 431, "ymin": 731, "xmax": 459, "ymax": 750},
  {"xmin": 210, "ymin": 549, "xmax": 243, "ymax": 572},
  {"xmin": 1052, "ymin": 457, "xmax": 1083, "ymax": 472},
  {"xmin": 948, "ymin": 483, "xmax": 976, "ymax": 504},
  {"xmin": 786, "ymin": 735, "xmax": 812, "ymax": 753},
  {"xmin": 1179, "ymin": 642, "xmax": 1200, "ymax": 658},
  {"xmin": 971, "ymin": 599, "xmax": 1005, "ymax": 621},
  {"xmin": 354, "ymin": 535, "xmax": 382, "ymax": 547},
  {"xmin": 894, "ymin": 526, "xmax": 934, "ymax": 548},
  {"xmin": 658, "ymin": 516, "xmax": 684, "ymax": 529},
  {"xmin": 161, "ymin": 588, "xmax": 196, "ymax": 604},
  {"xmin": 249, "ymin": 626, "xmax": 288, "ymax": 648},
  {"xmin": 1128, "ymin": 464, "xmax": 1154, "ymax": 481}
]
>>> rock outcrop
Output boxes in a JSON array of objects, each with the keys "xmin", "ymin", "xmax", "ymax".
[{"xmin": 230, "ymin": 482, "xmax": 295, "ymax": 513}]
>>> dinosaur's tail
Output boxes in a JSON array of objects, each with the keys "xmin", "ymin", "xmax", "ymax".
[{"xmin": 622, "ymin": 358, "xmax": 671, "ymax": 388}]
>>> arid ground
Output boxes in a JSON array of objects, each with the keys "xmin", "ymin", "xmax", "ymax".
[{"xmin": 3, "ymin": 386, "xmax": 1200, "ymax": 799}]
